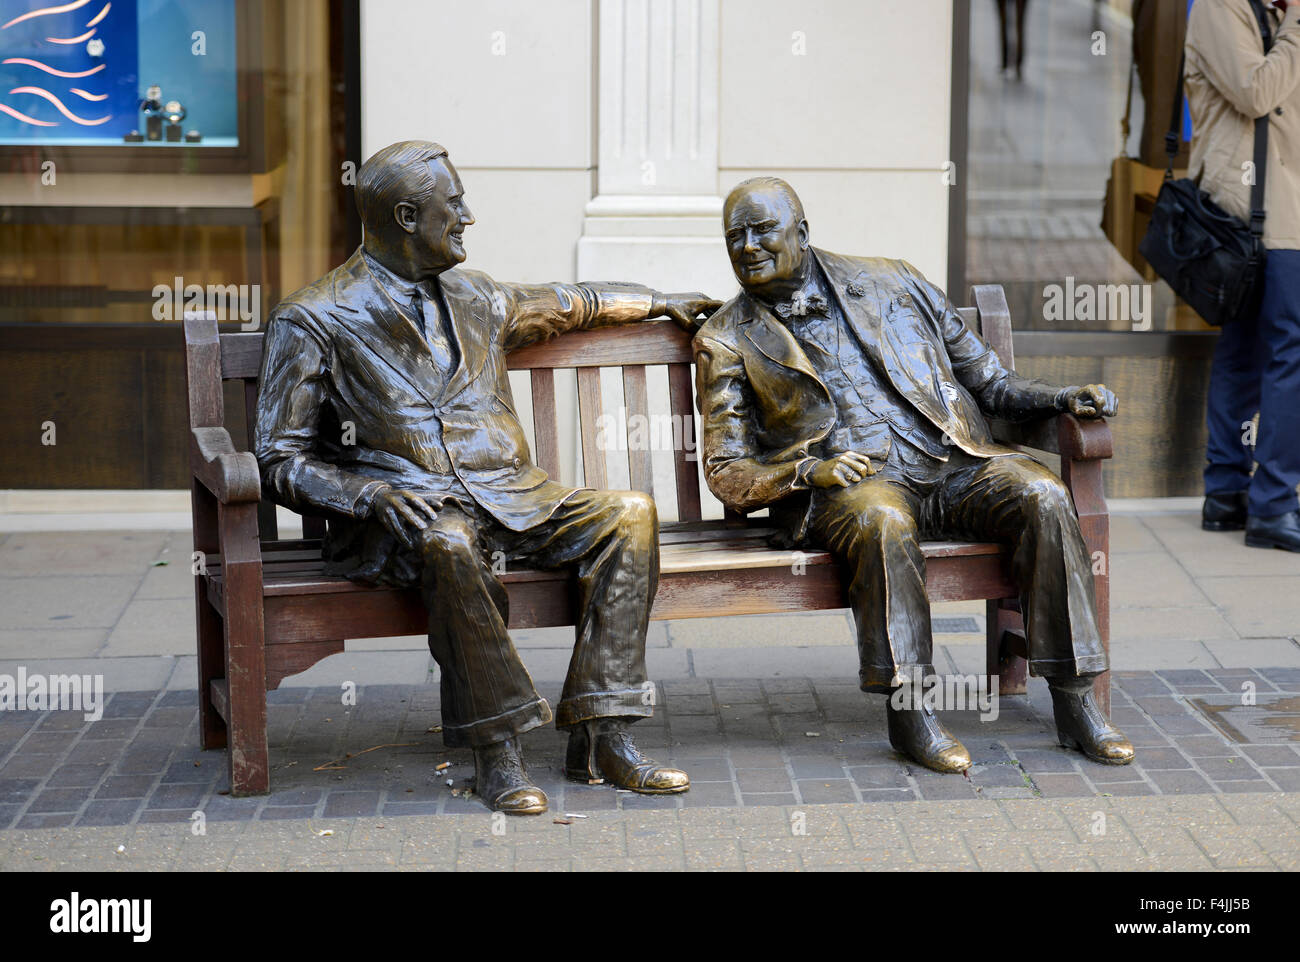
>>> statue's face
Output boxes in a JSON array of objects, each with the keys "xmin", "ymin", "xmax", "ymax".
[
  {"xmin": 723, "ymin": 187, "xmax": 807, "ymax": 292},
  {"xmin": 402, "ymin": 156, "xmax": 475, "ymax": 272}
]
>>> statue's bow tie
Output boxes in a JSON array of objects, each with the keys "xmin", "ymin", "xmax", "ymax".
[{"xmin": 773, "ymin": 292, "xmax": 829, "ymax": 319}]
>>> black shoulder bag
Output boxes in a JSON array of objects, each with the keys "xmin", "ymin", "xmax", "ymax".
[{"xmin": 1138, "ymin": 0, "xmax": 1273, "ymax": 327}]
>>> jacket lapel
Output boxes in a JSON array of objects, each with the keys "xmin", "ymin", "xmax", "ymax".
[
  {"xmin": 328, "ymin": 249, "xmax": 443, "ymax": 409},
  {"xmin": 814, "ymin": 248, "xmax": 957, "ymax": 432},
  {"xmin": 437, "ymin": 270, "xmax": 492, "ymax": 400},
  {"xmin": 740, "ymin": 292, "xmax": 821, "ymax": 383}
]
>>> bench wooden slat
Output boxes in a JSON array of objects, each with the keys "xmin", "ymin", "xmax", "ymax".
[
  {"xmin": 220, "ymin": 331, "xmax": 264, "ymax": 381},
  {"xmin": 252, "ymin": 548, "xmax": 1015, "ymax": 641},
  {"xmin": 507, "ymin": 320, "xmax": 692, "ymax": 369},
  {"xmin": 622, "ymin": 365, "xmax": 654, "ymax": 497},
  {"xmin": 222, "ymin": 534, "xmax": 1009, "ymax": 598},
  {"xmin": 970, "ymin": 290, "xmax": 1015, "ymax": 368},
  {"xmin": 529, "ymin": 368, "xmax": 561, "ymax": 478},
  {"xmin": 576, "ymin": 366, "xmax": 607, "ymax": 489},
  {"xmin": 667, "ymin": 362, "xmax": 701, "ymax": 521}
]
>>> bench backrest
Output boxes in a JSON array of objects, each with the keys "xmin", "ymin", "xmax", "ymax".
[{"xmin": 185, "ymin": 284, "xmax": 1014, "ymax": 535}]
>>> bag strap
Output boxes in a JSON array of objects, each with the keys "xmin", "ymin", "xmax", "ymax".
[
  {"xmin": 1247, "ymin": 0, "xmax": 1274, "ymax": 239},
  {"xmin": 1168, "ymin": 0, "xmax": 1275, "ymax": 240},
  {"xmin": 1164, "ymin": 52, "xmax": 1184, "ymax": 180},
  {"xmin": 1121, "ymin": 58, "xmax": 1137, "ymax": 154}
]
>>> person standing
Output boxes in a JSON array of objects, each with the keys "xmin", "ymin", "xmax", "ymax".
[
  {"xmin": 1189, "ymin": 0, "xmax": 1300, "ymax": 549},
  {"xmin": 996, "ymin": 0, "xmax": 1031, "ymax": 80}
]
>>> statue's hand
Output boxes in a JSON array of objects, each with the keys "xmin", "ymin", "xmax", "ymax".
[
  {"xmin": 807, "ymin": 452, "xmax": 877, "ymax": 488},
  {"xmin": 371, "ymin": 486, "xmax": 439, "ymax": 549},
  {"xmin": 653, "ymin": 292, "xmax": 724, "ymax": 334},
  {"xmin": 1061, "ymin": 384, "xmax": 1118, "ymax": 419}
]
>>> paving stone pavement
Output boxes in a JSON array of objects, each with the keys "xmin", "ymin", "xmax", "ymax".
[
  {"xmin": 1, "ymin": 667, "xmax": 1298, "ymax": 870},
  {"xmin": 1, "ymin": 793, "xmax": 1294, "ymax": 872},
  {"xmin": 2, "ymin": 514, "xmax": 1298, "ymax": 870}
]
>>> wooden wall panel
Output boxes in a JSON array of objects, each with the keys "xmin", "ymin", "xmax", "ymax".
[
  {"xmin": 0, "ymin": 349, "xmax": 146, "ymax": 488},
  {"xmin": 1101, "ymin": 355, "xmax": 1213, "ymax": 498}
]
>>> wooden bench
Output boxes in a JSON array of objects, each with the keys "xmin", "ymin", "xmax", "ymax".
[{"xmin": 184, "ymin": 284, "xmax": 1114, "ymax": 796}]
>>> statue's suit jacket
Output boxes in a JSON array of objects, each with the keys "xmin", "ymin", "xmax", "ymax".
[
  {"xmin": 692, "ymin": 248, "xmax": 1063, "ymax": 543},
  {"xmin": 253, "ymin": 248, "xmax": 655, "ymax": 579}
]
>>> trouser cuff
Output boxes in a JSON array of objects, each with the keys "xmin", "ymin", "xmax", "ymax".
[
  {"xmin": 1029, "ymin": 654, "xmax": 1109, "ymax": 679},
  {"xmin": 860, "ymin": 662, "xmax": 936, "ymax": 695},
  {"xmin": 441, "ymin": 696, "xmax": 552, "ymax": 748},
  {"xmin": 554, "ymin": 689, "xmax": 654, "ymax": 730}
]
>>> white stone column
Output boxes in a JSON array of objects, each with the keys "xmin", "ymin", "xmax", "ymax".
[{"xmin": 578, "ymin": 0, "xmax": 734, "ymax": 297}]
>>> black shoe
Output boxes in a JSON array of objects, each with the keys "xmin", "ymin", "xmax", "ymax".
[
  {"xmin": 1202, "ymin": 491, "xmax": 1248, "ymax": 531},
  {"xmin": 885, "ymin": 698, "xmax": 972, "ymax": 774},
  {"xmin": 1048, "ymin": 678, "xmax": 1134, "ymax": 765},
  {"xmin": 473, "ymin": 738, "xmax": 548, "ymax": 815},
  {"xmin": 1245, "ymin": 510, "xmax": 1300, "ymax": 552}
]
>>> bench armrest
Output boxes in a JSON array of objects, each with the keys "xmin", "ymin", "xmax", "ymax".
[
  {"xmin": 191, "ymin": 426, "xmax": 261, "ymax": 505},
  {"xmin": 989, "ymin": 413, "xmax": 1113, "ymax": 462}
]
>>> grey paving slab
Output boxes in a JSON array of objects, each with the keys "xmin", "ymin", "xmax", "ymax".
[
  {"xmin": 1197, "ymin": 577, "xmax": 1300, "ymax": 638},
  {"xmin": 102, "ymin": 598, "xmax": 196, "ymax": 657},
  {"xmin": 1109, "ymin": 553, "xmax": 1214, "ymax": 609},
  {"xmin": 0, "ymin": 531, "xmax": 167, "ymax": 577},
  {"xmin": 0, "ymin": 576, "xmax": 140, "ymax": 630},
  {"xmin": 0, "ymin": 628, "xmax": 108, "ymax": 660},
  {"xmin": 0, "ymin": 657, "xmax": 176, "ymax": 694},
  {"xmin": 1203, "ymin": 638, "xmax": 1300, "ymax": 668},
  {"xmin": 667, "ymin": 612, "xmax": 855, "ymax": 649},
  {"xmin": 1106, "ymin": 637, "xmax": 1221, "ymax": 671}
]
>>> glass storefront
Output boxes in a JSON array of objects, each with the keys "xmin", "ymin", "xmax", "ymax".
[{"xmin": 0, "ymin": 0, "xmax": 358, "ymax": 487}]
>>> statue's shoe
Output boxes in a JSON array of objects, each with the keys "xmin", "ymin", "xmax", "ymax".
[
  {"xmin": 564, "ymin": 722, "xmax": 690, "ymax": 794},
  {"xmin": 473, "ymin": 737, "xmax": 548, "ymax": 815},
  {"xmin": 885, "ymin": 700, "xmax": 972, "ymax": 774},
  {"xmin": 1049, "ymin": 683, "xmax": 1135, "ymax": 765}
]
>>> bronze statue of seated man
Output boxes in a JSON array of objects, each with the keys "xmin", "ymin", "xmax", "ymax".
[
  {"xmin": 253, "ymin": 140, "xmax": 720, "ymax": 813},
  {"xmin": 692, "ymin": 177, "xmax": 1134, "ymax": 773}
]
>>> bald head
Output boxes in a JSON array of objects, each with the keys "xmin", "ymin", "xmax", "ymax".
[
  {"xmin": 723, "ymin": 177, "xmax": 805, "ymax": 224},
  {"xmin": 722, "ymin": 177, "xmax": 810, "ymax": 297}
]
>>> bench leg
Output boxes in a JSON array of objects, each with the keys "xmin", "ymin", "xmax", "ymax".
[
  {"xmin": 218, "ymin": 502, "xmax": 270, "ymax": 796},
  {"xmin": 985, "ymin": 598, "xmax": 1028, "ymax": 697},
  {"xmin": 191, "ymin": 479, "xmax": 227, "ymax": 750},
  {"xmin": 1060, "ymin": 443, "xmax": 1112, "ymax": 720},
  {"xmin": 197, "ymin": 591, "xmax": 227, "ymax": 750}
]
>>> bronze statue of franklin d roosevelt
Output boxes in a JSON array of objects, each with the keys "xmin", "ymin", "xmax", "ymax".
[
  {"xmin": 693, "ymin": 177, "xmax": 1134, "ymax": 773},
  {"xmin": 253, "ymin": 141, "xmax": 720, "ymax": 813}
]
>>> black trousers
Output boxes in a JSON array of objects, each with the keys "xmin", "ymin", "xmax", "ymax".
[
  {"xmin": 417, "ymin": 489, "xmax": 659, "ymax": 748},
  {"xmin": 809, "ymin": 453, "xmax": 1107, "ymax": 693}
]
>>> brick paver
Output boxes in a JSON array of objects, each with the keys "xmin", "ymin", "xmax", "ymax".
[{"xmin": 0, "ymin": 668, "xmax": 1296, "ymax": 838}]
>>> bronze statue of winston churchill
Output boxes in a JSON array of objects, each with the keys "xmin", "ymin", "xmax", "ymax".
[
  {"xmin": 693, "ymin": 177, "xmax": 1135, "ymax": 773},
  {"xmin": 253, "ymin": 141, "xmax": 720, "ymax": 813}
]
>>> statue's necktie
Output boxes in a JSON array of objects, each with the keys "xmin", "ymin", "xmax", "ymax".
[{"xmin": 411, "ymin": 288, "xmax": 456, "ymax": 375}]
